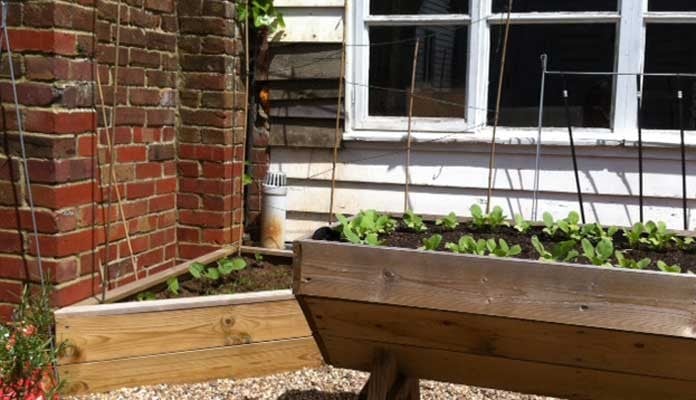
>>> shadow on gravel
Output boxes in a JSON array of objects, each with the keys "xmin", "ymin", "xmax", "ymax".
[{"xmin": 276, "ymin": 389, "xmax": 358, "ymax": 400}]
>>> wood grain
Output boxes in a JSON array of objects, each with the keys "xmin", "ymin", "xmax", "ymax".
[
  {"xmin": 60, "ymin": 337, "xmax": 322, "ymax": 395},
  {"xmin": 270, "ymin": 118, "xmax": 340, "ymax": 148},
  {"xmin": 264, "ymin": 44, "xmax": 342, "ymax": 80},
  {"xmin": 295, "ymin": 240, "xmax": 696, "ymax": 338},
  {"xmin": 321, "ymin": 335, "xmax": 696, "ymax": 400},
  {"xmin": 57, "ymin": 298, "xmax": 311, "ymax": 364},
  {"xmin": 304, "ymin": 296, "xmax": 696, "ymax": 381}
]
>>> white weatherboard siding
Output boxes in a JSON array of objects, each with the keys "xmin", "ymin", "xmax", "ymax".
[{"xmin": 272, "ymin": 142, "xmax": 696, "ymax": 240}]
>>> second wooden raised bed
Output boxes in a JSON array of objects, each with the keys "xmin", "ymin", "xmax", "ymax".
[
  {"xmin": 294, "ymin": 239, "xmax": 696, "ymax": 400},
  {"xmin": 57, "ymin": 247, "xmax": 322, "ymax": 394}
]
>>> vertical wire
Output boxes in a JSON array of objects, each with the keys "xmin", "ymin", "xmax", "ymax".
[
  {"xmin": 328, "ymin": 0, "xmax": 347, "ymax": 224},
  {"xmin": 678, "ymin": 84, "xmax": 688, "ymax": 230},
  {"xmin": 636, "ymin": 75, "xmax": 644, "ymax": 223},
  {"xmin": 562, "ymin": 76, "xmax": 586, "ymax": 224},
  {"xmin": 532, "ymin": 54, "xmax": 548, "ymax": 221}
]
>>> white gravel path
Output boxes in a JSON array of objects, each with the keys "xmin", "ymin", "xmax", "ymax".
[{"xmin": 68, "ymin": 366, "xmax": 561, "ymax": 400}]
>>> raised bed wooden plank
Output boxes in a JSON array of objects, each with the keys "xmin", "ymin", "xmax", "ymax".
[
  {"xmin": 60, "ymin": 337, "xmax": 322, "ymax": 395},
  {"xmin": 57, "ymin": 298, "xmax": 310, "ymax": 364},
  {"xmin": 321, "ymin": 335, "xmax": 696, "ymax": 400},
  {"xmin": 303, "ymin": 296, "xmax": 696, "ymax": 382},
  {"xmin": 295, "ymin": 240, "xmax": 696, "ymax": 339}
]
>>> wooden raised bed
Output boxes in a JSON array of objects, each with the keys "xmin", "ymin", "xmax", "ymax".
[
  {"xmin": 57, "ymin": 248, "xmax": 322, "ymax": 395},
  {"xmin": 294, "ymin": 239, "xmax": 696, "ymax": 400}
]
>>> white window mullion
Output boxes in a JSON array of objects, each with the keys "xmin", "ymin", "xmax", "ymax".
[
  {"xmin": 466, "ymin": 0, "xmax": 491, "ymax": 128},
  {"xmin": 613, "ymin": 0, "xmax": 646, "ymax": 135}
]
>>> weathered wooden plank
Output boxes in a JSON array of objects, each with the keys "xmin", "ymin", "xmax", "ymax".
[
  {"xmin": 321, "ymin": 335, "xmax": 696, "ymax": 400},
  {"xmin": 270, "ymin": 98, "xmax": 339, "ymax": 119},
  {"xmin": 304, "ymin": 297, "xmax": 696, "ymax": 381},
  {"xmin": 57, "ymin": 298, "xmax": 311, "ymax": 364},
  {"xmin": 60, "ymin": 337, "xmax": 322, "ymax": 395},
  {"xmin": 275, "ymin": 8, "xmax": 344, "ymax": 43},
  {"xmin": 75, "ymin": 247, "xmax": 237, "ymax": 306},
  {"xmin": 295, "ymin": 240, "xmax": 696, "ymax": 338},
  {"xmin": 269, "ymin": 79, "xmax": 340, "ymax": 100},
  {"xmin": 262, "ymin": 44, "xmax": 342, "ymax": 80},
  {"xmin": 270, "ymin": 118, "xmax": 341, "ymax": 148}
]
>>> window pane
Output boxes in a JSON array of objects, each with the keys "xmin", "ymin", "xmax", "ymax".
[
  {"xmin": 371, "ymin": 0, "xmax": 468, "ymax": 15},
  {"xmin": 643, "ymin": 25, "xmax": 696, "ymax": 130},
  {"xmin": 489, "ymin": 24, "xmax": 616, "ymax": 128},
  {"xmin": 649, "ymin": 0, "xmax": 696, "ymax": 11},
  {"xmin": 493, "ymin": 0, "xmax": 617, "ymax": 12},
  {"xmin": 369, "ymin": 26, "xmax": 468, "ymax": 118}
]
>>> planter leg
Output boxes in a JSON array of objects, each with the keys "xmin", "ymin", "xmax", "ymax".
[{"xmin": 358, "ymin": 350, "xmax": 420, "ymax": 400}]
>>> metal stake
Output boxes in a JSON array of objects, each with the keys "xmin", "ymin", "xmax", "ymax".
[
  {"xmin": 678, "ymin": 87, "xmax": 688, "ymax": 230},
  {"xmin": 636, "ymin": 75, "xmax": 645, "ymax": 223},
  {"xmin": 561, "ymin": 77, "xmax": 586, "ymax": 224},
  {"xmin": 532, "ymin": 54, "xmax": 548, "ymax": 221}
]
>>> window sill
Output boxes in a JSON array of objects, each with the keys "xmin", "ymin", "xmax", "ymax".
[{"xmin": 342, "ymin": 127, "xmax": 696, "ymax": 149}]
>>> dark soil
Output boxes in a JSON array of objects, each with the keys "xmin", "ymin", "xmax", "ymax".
[
  {"xmin": 319, "ymin": 222, "xmax": 696, "ymax": 274},
  {"xmin": 128, "ymin": 255, "xmax": 293, "ymax": 301}
]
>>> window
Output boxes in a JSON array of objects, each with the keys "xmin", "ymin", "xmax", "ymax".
[{"xmin": 348, "ymin": 0, "xmax": 696, "ymax": 136}]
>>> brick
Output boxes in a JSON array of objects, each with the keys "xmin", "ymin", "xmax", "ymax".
[
  {"xmin": 146, "ymin": 70, "xmax": 176, "ymax": 88},
  {"xmin": 126, "ymin": 181, "xmax": 155, "ymax": 199},
  {"xmin": 26, "ymin": 158, "xmax": 94, "ymax": 184},
  {"xmin": 0, "ymin": 230, "xmax": 22, "ymax": 253},
  {"xmin": 177, "ymin": 243, "xmax": 219, "ymax": 260},
  {"xmin": 137, "ymin": 247, "xmax": 164, "ymax": 269},
  {"xmin": 130, "ymin": 48, "xmax": 161, "ymax": 68},
  {"xmin": 0, "ymin": 280, "xmax": 22, "ymax": 303},
  {"xmin": 24, "ymin": 110, "xmax": 95, "ymax": 134},
  {"xmin": 27, "ymin": 229, "xmax": 96, "ymax": 257},
  {"xmin": 177, "ymin": 193, "xmax": 200, "ymax": 209},
  {"xmin": 0, "ymin": 208, "xmax": 78, "ymax": 234},
  {"xmin": 116, "ymin": 146, "xmax": 147, "ymax": 162},
  {"xmin": 135, "ymin": 163, "xmax": 162, "ymax": 179},
  {"xmin": 0, "ymin": 82, "xmax": 59, "ymax": 106},
  {"xmin": 145, "ymin": 0, "xmax": 175, "ymax": 13},
  {"xmin": 130, "ymin": 88, "xmax": 161, "ymax": 106},
  {"xmin": 146, "ymin": 31, "xmax": 177, "ymax": 51},
  {"xmin": 53, "ymin": 277, "xmax": 101, "ymax": 308},
  {"xmin": 148, "ymin": 144, "xmax": 175, "ymax": 161},
  {"xmin": 133, "ymin": 128, "xmax": 161, "ymax": 143},
  {"xmin": 148, "ymin": 194, "xmax": 175, "ymax": 212},
  {"xmin": 155, "ymin": 177, "xmax": 177, "ymax": 194},
  {"xmin": 177, "ymin": 226, "xmax": 199, "ymax": 242},
  {"xmin": 6, "ymin": 29, "xmax": 77, "ymax": 56},
  {"xmin": 77, "ymin": 135, "xmax": 96, "ymax": 157},
  {"xmin": 30, "ymin": 181, "xmax": 96, "ymax": 209}
]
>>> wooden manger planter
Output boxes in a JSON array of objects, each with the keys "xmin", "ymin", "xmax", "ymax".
[
  {"xmin": 294, "ymin": 239, "xmax": 696, "ymax": 400},
  {"xmin": 56, "ymin": 247, "xmax": 322, "ymax": 395}
]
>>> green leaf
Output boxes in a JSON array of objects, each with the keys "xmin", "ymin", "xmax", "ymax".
[
  {"xmin": 243, "ymin": 174, "xmax": 253, "ymax": 186},
  {"xmin": 365, "ymin": 233, "xmax": 381, "ymax": 246},
  {"xmin": 508, "ymin": 245, "xmax": 522, "ymax": 256},
  {"xmin": 581, "ymin": 238, "xmax": 594, "ymax": 257},
  {"xmin": 189, "ymin": 262, "xmax": 205, "ymax": 279},
  {"xmin": 167, "ymin": 277, "xmax": 180, "ymax": 295},
  {"xmin": 470, "ymin": 204, "xmax": 483, "ymax": 219},
  {"xmin": 566, "ymin": 211, "xmax": 580, "ymax": 225},
  {"xmin": 657, "ymin": 261, "xmax": 681, "ymax": 274},
  {"xmin": 531, "ymin": 236, "xmax": 546, "ymax": 257},
  {"xmin": 422, "ymin": 234, "xmax": 443, "ymax": 251},
  {"xmin": 596, "ymin": 238, "xmax": 614, "ymax": 259},
  {"xmin": 543, "ymin": 212, "xmax": 554, "ymax": 228},
  {"xmin": 205, "ymin": 268, "xmax": 221, "ymax": 281}
]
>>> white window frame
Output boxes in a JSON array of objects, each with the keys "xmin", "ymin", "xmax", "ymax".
[{"xmin": 345, "ymin": 0, "xmax": 696, "ymax": 143}]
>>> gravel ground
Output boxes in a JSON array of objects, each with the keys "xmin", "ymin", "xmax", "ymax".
[{"xmin": 68, "ymin": 366, "xmax": 561, "ymax": 400}]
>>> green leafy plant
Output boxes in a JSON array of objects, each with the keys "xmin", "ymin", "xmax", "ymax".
[
  {"xmin": 556, "ymin": 211, "xmax": 582, "ymax": 240},
  {"xmin": 531, "ymin": 236, "xmax": 579, "ymax": 262},
  {"xmin": 166, "ymin": 277, "xmax": 180, "ymax": 295},
  {"xmin": 403, "ymin": 210, "xmax": 427, "ymax": 232},
  {"xmin": 581, "ymin": 223, "xmax": 618, "ymax": 241},
  {"xmin": 581, "ymin": 238, "xmax": 614, "ymax": 267},
  {"xmin": 1, "ymin": 285, "xmax": 65, "ymax": 399},
  {"xmin": 435, "ymin": 212, "xmax": 459, "ymax": 230},
  {"xmin": 254, "ymin": 253, "xmax": 264, "ymax": 263},
  {"xmin": 542, "ymin": 212, "xmax": 559, "ymax": 237},
  {"xmin": 641, "ymin": 221, "xmax": 675, "ymax": 250},
  {"xmin": 237, "ymin": 0, "xmax": 286, "ymax": 33},
  {"xmin": 614, "ymin": 251, "xmax": 651, "ymax": 270},
  {"xmin": 470, "ymin": 205, "xmax": 508, "ymax": 230},
  {"xmin": 675, "ymin": 236, "xmax": 696, "ymax": 251},
  {"xmin": 336, "ymin": 211, "xmax": 396, "ymax": 246},
  {"xmin": 657, "ymin": 260, "xmax": 682, "ymax": 274},
  {"xmin": 488, "ymin": 238, "xmax": 522, "ymax": 257},
  {"xmin": 446, "ymin": 236, "xmax": 488, "ymax": 256},
  {"xmin": 218, "ymin": 257, "xmax": 247, "ymax": 276},
  {"xmin": 622, "ymin": 223, "xmax": 645, "ymax": 248},
  {"xmin": 421, "ymin": 234, "xmax": 443, "ymax": 251},
  {"xmin": 189, "ymin": 262, "xmax": 206, "ymax": 279},
  {"xmin": 136, "ymin": 292, "xmax": 157, "ymax": 302},
  {"xmin": 513, "ymin": 214, "xmax": 532, "ymax": 233}
]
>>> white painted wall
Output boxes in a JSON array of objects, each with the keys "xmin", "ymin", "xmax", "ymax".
[{"xmin": 272, "ymin": 141, "xmax": 696, "ymax": 240}]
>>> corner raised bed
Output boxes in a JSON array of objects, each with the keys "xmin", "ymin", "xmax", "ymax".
[
  {"xmin": 57, "ymin": 247, "xmax": 321, "ymax": 395},
  {"xmin": 294, "ymin": 211, "xmax": 696, "ymax": 400}
]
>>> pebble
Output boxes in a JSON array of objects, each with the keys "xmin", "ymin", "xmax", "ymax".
[{"xmin": 68, "ymin": 366, "xmax": 561, "ymax": 400}]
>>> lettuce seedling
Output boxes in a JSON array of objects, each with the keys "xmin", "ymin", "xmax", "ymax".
[
  {"xmin": 657, "ymin": 260, "xmax": 682, "ymax": 274},
  {"xmin": 446, "ymin": 235, "xmax": 487, "ymax": 256},
  {"xmin": 513, "ymin": 214, "xmax": 531, "ymax": 233},
  {"xmin": 218, "ymin": 257, "xmax": 247, "ymax": 276},
  {"xmin": 189, "ymin": 261, "xmax": 205, "ymax": 279},
  {"xmin": 582, "ymin": 223, "xmax": 618, "ymax": 241},
  {"xmin": 403, "ymin": 210, "xmax": 427, "ymax": 232},
  {"xmin": 436, "ymin": 212, "xmax": 459, "ymax": 230},
  {"xmin": 470, "ymin": 205, "xmax": 508, "ymax": 229},
  {"xmin": 614, "ymin": 251, "xmax": 650, "ymax": 270},
  {"xmin": 557, "ymin": 211, "xmax": 582, "ymax": 240},
  {"xmin": 166, "ymin": 277, "xmax": 180, "ymax": 295},
  {"xmin": 641, "ymin": 221, "xmax": 675, "ymax": 250},
  {"xmin": 336, "ymin": 211, "xmax": 394, "ymax": 246},
  {"xmin": 581, "ymin": 238, "xmax": 614, "ymax": 267},
  {"xmin": 488, "ymin": 238, "xmax": 522, "ymax": 257},
  {"xmin": 542, "ymin": 212, "xmax": 559, "ymax": 237},
  {"xmin": 675, "ymin": 236, "xmax": 696, "ymax": 251},
  {"xmin": 421, "ymin": 234, "xmax": 443, "ymax": 251},
  {"xmin": 623, "ymin": 223, "xmax": 645, "ymax": 248},
  {"xmin": 531, "ymin": 236, "xmax": 579, "ymax": 262}
]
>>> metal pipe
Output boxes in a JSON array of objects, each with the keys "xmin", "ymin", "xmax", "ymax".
[
  {"xmin": 532, "ymin": 54, "xmax": 548, "ymax": 221},
  {"xmin": 561, "ymin": 78, "xmax": 586, "ymax": 224}
]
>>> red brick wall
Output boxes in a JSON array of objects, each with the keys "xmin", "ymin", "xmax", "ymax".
[{"xmin": 0, "ymin": 0, "xmax": 244, "ymax": 319}]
